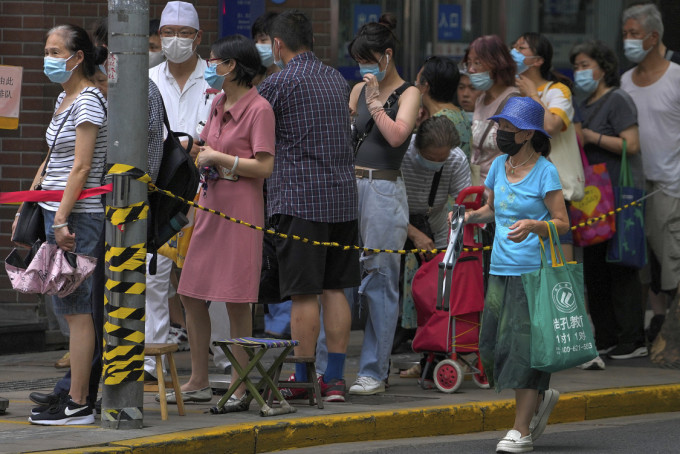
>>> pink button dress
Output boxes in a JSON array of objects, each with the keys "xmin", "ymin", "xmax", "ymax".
[{"xmin": 178, "ymin": 87, "xmax": 275, "ymax": 302}]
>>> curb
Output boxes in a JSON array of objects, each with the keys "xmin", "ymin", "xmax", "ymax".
[{"xmin": 31, "ymin": 384, "xmax": 680, "ymax": 454}]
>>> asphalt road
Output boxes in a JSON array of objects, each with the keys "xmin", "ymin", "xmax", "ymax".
[{"xmin": 278, "ymin": 412, "xmax": 680, "ymax": 454}]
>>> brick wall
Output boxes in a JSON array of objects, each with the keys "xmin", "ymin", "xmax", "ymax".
[{"xmin": 0, "ymin": 0, "xmax": 332, "ymax": 304}]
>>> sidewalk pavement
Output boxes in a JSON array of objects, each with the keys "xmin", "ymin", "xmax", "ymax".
[{"xmin": 0, "ymin": 330, "xmax": 678, "ymax": 454}]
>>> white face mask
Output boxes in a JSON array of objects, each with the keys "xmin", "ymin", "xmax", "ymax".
[
  {"xmin": 161, "ymin": 36, "xmax": 195, "ymax": 63},
  {"xmin": 149, "ymin": 51, "xmax": 165, "ymax": 68}
]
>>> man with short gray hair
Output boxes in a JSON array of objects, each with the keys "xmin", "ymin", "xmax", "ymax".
[{"xmin": 620, "ymin": 3, "xmax": 680, "ymax": 352}]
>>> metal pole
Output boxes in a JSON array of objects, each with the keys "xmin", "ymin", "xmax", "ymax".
[{"xmin": 102, "ymin": 0, "xmax": 148, "ymax": 430}]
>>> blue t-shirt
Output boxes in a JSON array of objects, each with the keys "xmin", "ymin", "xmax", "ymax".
[{"xmin": 485, "ymin": 155, "xmax": 562, "ymax": 276}]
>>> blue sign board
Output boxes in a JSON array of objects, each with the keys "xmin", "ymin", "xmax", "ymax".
[
  {"xmin": 354, "ymin": 5, "xmax": 381, "ymax": 35},
  {"xmin": 438, "ymin": 4, "xmax": 462, "ymax": 41},
  {"xmin": 220, "ymin": 0, "xmax": 265, "ymax": 38}
]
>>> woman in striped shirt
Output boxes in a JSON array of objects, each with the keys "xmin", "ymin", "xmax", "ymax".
[{"xmin": 14, "ymin": 24, "xmax": 108, "ymax": 426}]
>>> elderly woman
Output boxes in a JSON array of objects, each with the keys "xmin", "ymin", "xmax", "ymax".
[
  {"xmin": 16, "ymin": 24, "xmax": 108, "ymax": 426},
  {"xmin": 463, "ymin": 97, "xmax": 569, "ymax": 452},
  {"xmin": 462, "ymin": 35, "xmax": 518, "ymax": 185},
  {"xmin": 570, "ymin": 40, "xmax": 645, "ymax": 360}
]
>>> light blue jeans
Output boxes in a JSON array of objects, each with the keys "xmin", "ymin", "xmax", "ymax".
[{"xmin": 354, "ymin": 176, "xmax": 408, "ymax": 381}]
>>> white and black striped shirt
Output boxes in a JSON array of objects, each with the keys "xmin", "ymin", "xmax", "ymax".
[
  {"xmin": 402, "ymin": 135, "xmax": 472, "ymax": 248},
  {"xmin": 40, "ymin": 87, "xmax": 107, "ymax": 213}
]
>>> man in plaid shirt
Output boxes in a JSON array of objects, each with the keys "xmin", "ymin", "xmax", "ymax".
[{"xmin": 259, "ymin": 10, "xmax": 360, "ymax": 403}]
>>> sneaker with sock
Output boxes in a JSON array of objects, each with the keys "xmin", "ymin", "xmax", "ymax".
[
  {"xmin": 29, "ymin": 397, "xmax": 94, "ymax": 425},
  {"xmin": 318, "ymin": 376, "xmax": 346, "ymax": 402},
  {"xmin": 608, "ymin": 343, "xmax": 648, "ymax": 360},
  {"xmin": 529, "ymin": 388, "xmax": 559, "ymax": 442},
  {"xmin": 496, "ymin": 429, "xmax": 533, "ymax": 453},
  {"xmin": 349, "ymin": 376, "xmax": 385, "ymax": 395},
  {"xmin": 278, "ymin": 374, "xmax": 309, "ymax": 400}
]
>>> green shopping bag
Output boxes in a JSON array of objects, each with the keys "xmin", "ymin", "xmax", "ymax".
[{"xmin": 522, "ymin": 221, "xmax": 597, "ymax": 373}]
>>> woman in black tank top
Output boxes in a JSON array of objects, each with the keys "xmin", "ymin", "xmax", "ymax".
[{"xmin": 344, "ymin": 13, "xmax": 420, "ymax": 396}]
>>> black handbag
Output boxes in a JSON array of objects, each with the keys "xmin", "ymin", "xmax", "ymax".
[
  {"xmin": 12, "ymin": 199, "xmax": 46, "ymax": 247},
  {"xmin": 12, "ymin": 105, "xmax": 73, "ymax": 247},
  {"xmin": 404, "ymin": 167, "xmax": 443, "ymax": 250}
]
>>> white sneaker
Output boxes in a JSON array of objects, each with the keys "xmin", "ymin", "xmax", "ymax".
[
  {"xmin": 348, "ymin": 376, "xmax": 385, "ymax": 395},
  {"xmin": 496, "ymin": 429, "xmax": 533, "ymax": 453},
  {"xmin": 577, "ymin": 355, "xmax": 606, "ymax": 370},
  {"xmin": 529, "ymin": 389, "xmax": 559, "ymax": 442}
]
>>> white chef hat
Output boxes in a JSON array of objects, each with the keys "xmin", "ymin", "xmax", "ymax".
[{"xmin": 160, "ymin": 1, "xmax": 200, "ymax": 31}]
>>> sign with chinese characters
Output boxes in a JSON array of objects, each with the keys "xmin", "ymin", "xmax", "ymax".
[
  {"xmin": 438, "ymin": 4, "xmax": 462, "ymax": 42},
  {"xmin": 0, "ymin": 65, "xmax": 22, "ymax": 130},
  {"xmin": 552, "ymin": 307, "xmax": 593, "ymax": 356},
  {"xmin": 220, "ymin": 0, "xmax": 265, "ymax": 38}
]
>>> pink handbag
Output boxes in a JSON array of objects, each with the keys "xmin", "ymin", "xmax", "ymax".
[
  {"xmin": 569, "ymin": 145, "xmax": 616, "ymax": 247},
  {"xmin": 5, "ymin": 241, "xmax": 97, "ymax": 297}
]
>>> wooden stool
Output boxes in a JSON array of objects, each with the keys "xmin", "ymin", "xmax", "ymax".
[
  {"xmin": 271, "ymin": 356, "xmax": 323, "ymax": 409},
  {"xmin": 144, "ymin": 343, "xmax": 185, "ymax": 420}
]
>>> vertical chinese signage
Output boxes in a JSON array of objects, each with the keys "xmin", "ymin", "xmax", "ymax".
[
  {"xmin": 438, "ymin": 4, "xmax": 462, "ymax": 42},
  {"xmin": 0, "ymin": 65, "xmax": 22, "ymax": 130}
]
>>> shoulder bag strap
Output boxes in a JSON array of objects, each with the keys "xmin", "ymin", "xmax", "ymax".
[
  {"xmin": 476, "ymin": 92, "xmax": 519, "ymax": 156},
  {"xmin": 426, "ymin": 168, "xmax": 444, "ymax": 214},
  {"xmin": 40, "ymin": 103, "xmax": 75, "ymax": 184},
  {"xmin": 355, "ymin": 82, "xmax": 413, "ymax": 155}
]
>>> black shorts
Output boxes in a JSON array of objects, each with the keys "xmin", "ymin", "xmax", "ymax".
[{"xmin": 272, "ymin": 214, "xmax": 361, "ymax": 298}]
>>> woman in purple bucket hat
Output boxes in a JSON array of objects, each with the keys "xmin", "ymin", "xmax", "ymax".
[{"xmin": 462, "ymin": 96, "xmax": 570, "ymax": 452}]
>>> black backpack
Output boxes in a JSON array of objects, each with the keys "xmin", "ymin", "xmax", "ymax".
[{"xmin": 147, "ymin": 102, "xmax": 200, "ymax": 273}]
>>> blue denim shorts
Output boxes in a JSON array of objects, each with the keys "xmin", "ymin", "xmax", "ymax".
[{"xmin": 42, "ymin": 208, "xmax": 105, "ymax": 316}]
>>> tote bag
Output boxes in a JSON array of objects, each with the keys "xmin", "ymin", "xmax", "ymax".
[
  {"xmin": 569, "ymin": 146, "xmax": 616, "ymax": 247},
  {"xmin": 522, "ymin": 221, "xmax": 597, "ymax": 373},
  {"xmin": 606, "ymin": 140, "xmax": 647, "ymax": 268},
  {"xmin": 541, "ymin": 83, "xmax": 585, "ymax": 201}
]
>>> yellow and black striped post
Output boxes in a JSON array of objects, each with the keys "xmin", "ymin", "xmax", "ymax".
[{"xmin": 101, "ymin": 0, "xmax": 149, "ymax": 430}]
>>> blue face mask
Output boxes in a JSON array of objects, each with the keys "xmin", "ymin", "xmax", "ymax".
[
  {"xmin": 256, "ymin": 43, "xmax": 274, "ymax": 67},
  {"xmin": 469, "ymin": 71, "xmax": 493, "ymax": 91},
  {"xmin": 204, "ymin": 63, "xmax": 228, "ymax": 90},
  {"xmin": 574, "ymin": 69, "xmax": 600, "ymax": 95},
  {"xmin": 359, "ymin": 54, "xmax": 388, "ymax": 82},
  {"xmin": 415, "ymin": 151, "xmax": 445, "ymax": 171},
  {"xmin": 98, "ymin": 64, "xmax": 107, "ymax": 76},
  {"xmin": 44, "ymin": 54, "xmax": 78, "ymax": 84},
  {"xmin": 510, "ymin": 48, "xmax": 533, "ymax": 75},
  {"xmin": 624, "ymin": 37, "xmax": 652, "ymax": 63}
]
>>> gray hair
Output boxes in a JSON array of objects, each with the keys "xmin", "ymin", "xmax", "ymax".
[
  {"xmin": 415, "ymin": 116, "xmax": 460, "ymax": 151},
  {"xmin": 622, "ymin": 3, "xmax": 664, "ymax": 39}
]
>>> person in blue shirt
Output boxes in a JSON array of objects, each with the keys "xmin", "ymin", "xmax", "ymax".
[{"xmin": 462, "ymin": 96, "xmax": 569, "ymax": 452}]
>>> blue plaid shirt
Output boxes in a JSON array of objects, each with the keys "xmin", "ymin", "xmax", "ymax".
[{"xmin": 259, "ymin": 52, "xmax": 358, "ymax": 223}]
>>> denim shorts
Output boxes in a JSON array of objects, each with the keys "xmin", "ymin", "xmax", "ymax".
[{"xmin": 42, "ymin": 208, "xmax": 105, "ymax": 315}]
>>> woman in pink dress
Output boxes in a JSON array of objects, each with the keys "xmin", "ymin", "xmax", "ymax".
[{"xmin": 168, "ymin": 35, "xmax": 275, "ymax": 405}]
